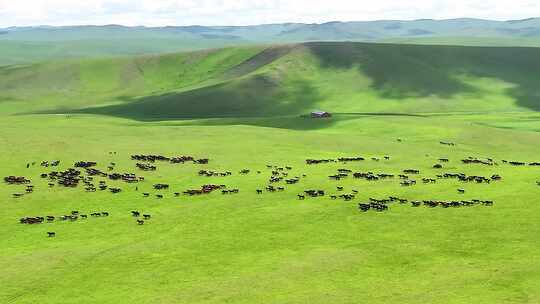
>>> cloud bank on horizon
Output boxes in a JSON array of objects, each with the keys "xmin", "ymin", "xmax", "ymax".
[{"xmin": 0, "ymin": 0, "xmax": 539, "ymax": 27}]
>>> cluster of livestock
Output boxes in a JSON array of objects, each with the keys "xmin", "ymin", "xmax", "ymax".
[
  {"xmin": 461, "ymin": 157, "xmax": 496, "ymax": 165},
  {"xmin": 20, "ymin": 210, "xmax": 109, "ymax": 225},
  {"xmin": 131, "ymin": 154, "xmax": 209, "ymax": 165},
  {"xmin": 4, "ymin": 176, "xmax": 31, "ymax": 185},
  {"xmin": 20, "ymin": 210, "xmax": 153, "ymax": 237},
  {"xmin": 502, "ymin": 160, "xmax": 540, "ymax": 166},
  {"xmin": 440, "ymin": 141, "xmax": 456, "ymax": 146},
  {"xmin": 358, "ymin": 197, "xmax": 493, "ymax": 212},
  {"xmin": 438, "ymin": 173, "xmax": 501, "ymax": 184},
  {"xmin": 5, "ymin": 150, "xmax": 540, "ymax": 238},
  {"xmin": 182, "ymin": 184, "xmax": 230, "ymax": 196},
  {"xmin": 131, "ymin": 211, "xmax": 152, "ymax": 225},
  {"xmin": 306, "ymin": 156, "xmax": 388, "ymax": 165},
  {"xmin": 199, "ymin": 170, "xmax": 232, "ymax": 177},
  {"xmin": 460, "ymin": 157, "xmax": 540, "ymax": 167},
  {"xmin": 20, "ymin": 210, "xmax": 110, "ymax": 237},
  {"xmin": 136, "ymin": 163, "xmax": 157, "ymax": 171},
  {"xmin": 32, "ymin": 160, "xmax": 61, "ymax": 168}
]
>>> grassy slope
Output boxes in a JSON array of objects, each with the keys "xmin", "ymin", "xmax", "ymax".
[
  {"xmin": 0, "ymin": 39, "xmax": 253, "ymax": 67},
  {"xmin": 1, "ymin": 42, "xmax": 539, "ymax": 118},
  {"xmin": 0, "ymin": 46, "xmax": 267, "ymax": 114}
]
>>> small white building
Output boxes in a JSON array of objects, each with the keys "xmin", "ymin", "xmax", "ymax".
[{"xmin": 310, "ymin": 111, "xmax": 332, "ymax": 118}]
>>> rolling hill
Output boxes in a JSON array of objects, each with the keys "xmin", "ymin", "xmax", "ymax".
[
  {"xmin": 1, "ymin": 42, "xmax": 539, "ymax": 119},
  {"xmin": 4, "ymin": 18, "xmax": 540, "ymax": 65}
]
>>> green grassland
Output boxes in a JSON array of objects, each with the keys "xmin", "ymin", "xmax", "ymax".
[
  {"xmin": 1, "ymin": 42, "xmax": 540, "ymax": 303},
  {"xmin": 1, "ymin": 42, "xmax": 540, "ymax": 118},
  {"xmin": 0, "ymin": 39, "xmax": 251, "ymax": 67}
]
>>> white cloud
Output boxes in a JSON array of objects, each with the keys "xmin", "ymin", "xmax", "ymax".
[{"xmin": 0, "ymin": 0, "xmax": 539, "ymax": 27}]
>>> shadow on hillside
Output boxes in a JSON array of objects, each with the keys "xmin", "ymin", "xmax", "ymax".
[
  {"xmin": 68, "ymin": 75, "xmax": 324, "ymax": 121},
  {"xmin": 225, "ymin": 45, "xmax": 296, "ymax": 78},
  {"xmin": 142, "ymin": 113, "xmax": 424, "ymax": 131},
  {"xmin": 40, "ymin": 42, "xmax": 540, "ymax": 128},
  {"xmin": 158, "ymin": 115, "xmax": 351, "ymax": 131},
  {"xmin": 305, "ymin": 42, "xmax": 540, "ymax": 110}
]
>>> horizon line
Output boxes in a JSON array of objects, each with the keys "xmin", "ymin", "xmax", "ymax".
[{"xmin": 2, "ymin": 17, "xmax": 539, "ymax": 30}]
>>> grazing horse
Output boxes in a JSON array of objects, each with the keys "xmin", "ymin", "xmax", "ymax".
[
  {"xmin": 143, "ymin": 214, "xmax": 151, "ymax": 220},
  {"xmin": 137, "ymin": 220, "xmax": 145, "ymax": 225},
  {"xmin": 358, "ymin": 204, "xmax": 370, "ymax": 212},
  {"xmin": 403, "ymin": 169, "xmax": 420, "ymax": 174},
  {"xmin": 47, "ymin": 232, "xmax": 56, "ymax": 237}
]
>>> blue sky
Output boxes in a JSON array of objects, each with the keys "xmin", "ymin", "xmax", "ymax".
[{"xmin": 0, "ymin": 0, "xmax": 539, "ymax": 27}]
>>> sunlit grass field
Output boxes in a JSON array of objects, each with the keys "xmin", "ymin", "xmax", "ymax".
[{"xmin": 1, "ymin": 112, "xmax": 539, "ymax": 303}]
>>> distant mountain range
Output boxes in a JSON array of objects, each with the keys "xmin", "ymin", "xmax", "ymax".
[
  {"xmin": 2, "ymin": 18, "xmax": 540, "ymax": 65},
  {"xmin": 4, "ymin": 18, "xmax": 540, "ymax": 41}
]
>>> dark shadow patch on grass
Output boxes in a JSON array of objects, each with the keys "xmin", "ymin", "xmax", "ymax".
[
  {"xmin": 305, "ymin": 42, "xmax": 474, "ymax": 99},
  {"xmin": 305, "ymin": 42, "xmax": 540, "ymax": 110},
  {"xmin": 152, "ymin": 112, "xmax": 431, "ymax": 131},
  {"xmin": 0, "ymin": 96, "xmax": 18, "ymax": 103},
  {"xmin": 61, "ymin": 75, "xmax": 324, "ymax": 122},
  {"xmin": 335, "ymin": 112, "xmax": 427, "ymax": 117},
  {"xmin": 145, "ymin": 114, "xmax": 382, "ymax": 131},
  {"xmin": 475, "ymin": 122, "xmax": 540, "ymax": 133},
  {"xmin": 225, "ymin": 45, "xmax": 296, "ymax": 78}
]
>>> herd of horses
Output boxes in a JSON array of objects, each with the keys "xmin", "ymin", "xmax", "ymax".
[
  {"xmin": 4, "ymin": 151, "xmax": 540, "ymax": 237},
  {"xmin": 20, "ymin": 209, "xmax": 153, "ymax": 236}
]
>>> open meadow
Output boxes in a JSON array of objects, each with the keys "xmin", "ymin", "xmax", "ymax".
[{"xmin": 1, "ymin": 42, "xmax": 540, "ymax": 303}]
